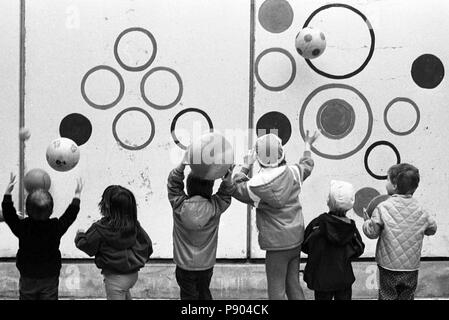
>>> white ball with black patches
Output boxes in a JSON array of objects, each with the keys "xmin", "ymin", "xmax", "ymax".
[
  {"xmin": 46, "ymin": 137, "xmax": 80, "ymax": 172},
  {"xmin": 295, "ymin": 27, "xmax": 326, "ymax": 59}
]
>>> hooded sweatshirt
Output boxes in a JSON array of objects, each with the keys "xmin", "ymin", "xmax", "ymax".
[
  {"xmin": 167, "ymin": 165, "xmax": 233, "ymax": 271},
  {"xmin": 302, "ymin": 213, "xmax": 365, "ymax": 291},
  {"xmin": 75, "ymin": 218, "xmax": 152, "ymax": 275},
  {"xmin": 231, "ymin": 151, "xmax": 314, "ymax": 251}
]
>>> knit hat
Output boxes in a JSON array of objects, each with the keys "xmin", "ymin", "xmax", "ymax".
[
  {"xmin": 327, "ymin": 180, "xmax": 355, "ymax": 211},
  {"xmin": 254, "ymin": 134, "xmax": 285, "ymax": 168}
]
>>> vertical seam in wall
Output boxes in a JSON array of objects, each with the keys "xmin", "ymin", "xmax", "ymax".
[
  {"xmin": 247, "ymin": 0, "xmax": 256, "ymax": 260},
  {"xmin": 19, "ymin": 0, "xmax": 26, "ymax": 212}
]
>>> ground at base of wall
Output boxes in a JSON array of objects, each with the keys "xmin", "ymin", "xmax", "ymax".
[{"xmin": 0, "ymin": 261, "xmax": 448, "ymax": 299}]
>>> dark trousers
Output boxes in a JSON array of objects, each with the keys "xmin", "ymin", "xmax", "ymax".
[
  {"xmin": 314, "ymin": 287, "xmax": 352, "ymax": 300},
  {"xmin": 175, "ymin": 266, "xmax": 213, "ymax": 300},
  {"xmin": 378, "ymin": 266, "xmax": 418, "ymax": 300},
  {"xmin": 19, "ymin": 276, "xmax": 59, "ymax": 300}
]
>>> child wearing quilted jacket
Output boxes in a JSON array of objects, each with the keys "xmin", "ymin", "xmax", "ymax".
[
  {"xmin": 363, "ymin": 163, "xmax": 437, "ymax": 300},
  {"xmin": 231, "ymin": 130, "xmax": 319, "ymax": 300}
]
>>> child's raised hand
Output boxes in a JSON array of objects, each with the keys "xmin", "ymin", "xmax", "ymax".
[
  {"xmin": 244, "ymin": 148, "xmax": 257, "ymax": 166},
  {"xmin": 5, "ymin": 173, "xmax": 17, "ymax": 195},
  {"xmin": 222, "ymin": 165, "xmax": 235, "ymax": 183},
  {"xmin": 305, "ymin": 130, "xmax": 320, "ymax": 146},
  {"xmin": 74, "ymin": 178, "xmax": 84, "ymax": 197}
]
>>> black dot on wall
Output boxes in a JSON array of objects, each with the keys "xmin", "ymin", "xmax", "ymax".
[
  {"xmin": 353, "ymin": 187, "xmax": 380, "ymax": 218},
  {"xmin": 59, "ymin": 113, "xmax": 93, "ymax": 146},
  {"xmin": 411, "ymin": 54, "xmax": 445, "ymax": 89},
  {"xmin": 256, "ymin": 111, "xmax": 292, "ymax": 145}
]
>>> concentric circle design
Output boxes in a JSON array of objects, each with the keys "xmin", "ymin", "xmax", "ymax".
[
  {"xmin": 316, "ymin": 98, "xmax": 356, "ymax": 140},
  {"xmin": 364, "ymin": 141, "xmax": 401, "ymax": 180},
  {"xmin": 255, "ymin": 48, "xmax": 296, "ymax": 91},
  {"xmin": 299, "ymin": 83, "xmax": 373, "ymax": 160},
  {"xmin": 384, "ymin": 98, "xmax": 420, "ymax": 136},
  {"xmin": 81, "ymin": 65, "xmax": 125, "ymax": 110},
  {"xmin": 112, "ymin": 107, "xmax": 155, "ymax": 150},
  {"xmin": 114, "ymin": 27, "xmax": 157, "ymax": 72},
  {"xmin": 303, "ymin": 3, "xmax": 375, "ymax": 79},
  {"xmin": 170, "ymin": 108, "xmax": 214, "ymax": 150},
  {"xmin": 140, "ymin": 67, "xmax": 183, "ymax": 110}
]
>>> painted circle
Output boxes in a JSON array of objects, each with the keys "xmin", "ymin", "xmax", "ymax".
[
  {"xmin": 59, "ymin": 113, "xmax": 93, "ymax": 146},
  {"xmin": 303, "ymin": 3, "xmax": 375, "ymax": 79},
  {"xmin": 258, "ymin": 0, "xmax": 294, "ymax": 33},
  {"xmin": 353, "ymin": 187, "xmax": 380, "ymax": 217},
  {"xmin": 255, "ymin": 48, "xmax": 296, "ymax": 91},
  {"xmin": 364, "ymin": 141, "xmax": 401, "ymax": 180},
  {"xmin": 170, "ymin": 108, "xmax": 214, "ymax": 150},
  {"xmin": 140, "ymin": 67, "xmax": 183, "ymax": 110},
  {"xmin": 112, "ymin": 107, "xmax": 155, "ymax": 150},
  {"xmin": 384, "ymin": 98, "xmax": 420, "ymax": 136},
  {"xmin": 81, "ymin": 65, "xmax": 125, "ymax": 110},
  {"xmin": 316, "ymin": 99, "xmax": 355, "ymax": 140},
  {"xmin": 411, "ymin": 54, "xmax": 445, "ymax": 89},
  {"xmin": 256, "ymin": 111, "xmax": 292, "ymax": 145},
  {"xmin": 299, "ymin": 83, "xmax": 373, "ymax": 160},
  {"xmin": 114, "ymin": 27, "xmax": 157, "ymax": 72}
]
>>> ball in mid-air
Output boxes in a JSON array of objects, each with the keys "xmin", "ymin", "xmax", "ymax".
[
  {"xmin": 24, "ymin": 168, "xmax": 51, "ymax": 193},
  {"xmin": 19, "ymin": 127, "xmax": 31, "ymax": 141},
  {"xmin": 46, "ymin": 137, "xmax": 80, "ymax": 172},
  {"xmin": 295, "ymin": 27, "xmax": 327, "ymax": 59}
]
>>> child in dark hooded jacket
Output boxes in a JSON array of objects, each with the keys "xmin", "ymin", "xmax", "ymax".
[
  {"xmin": 75, "ymin": 185, "xmax": 152, "ymax": 300},
  {"xmin": 302, "ymin": 180, "xmax": 365, "ymax": 300}
]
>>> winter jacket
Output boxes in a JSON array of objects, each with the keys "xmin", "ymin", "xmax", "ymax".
[
  {"xmin": 231, "ymin": 151, "xmax": 314, "ymax": 251},
  {"xmin": 167, "ymin": 165, "xmax": 233, "ymax": 271},
  {"xmin": 363, "ymin": 194, "xmax": 437, "ymax": 271},
  {"xmin": 2, "ymin": 194, "xmax": 80, "ymax": 278},
  {"xmin": 302, "ymin": 213, "xmax": 365, "ymax": 291},
  {"xmin": 75, "ymin": 218, "xmax": 152, "ymax": 274}
]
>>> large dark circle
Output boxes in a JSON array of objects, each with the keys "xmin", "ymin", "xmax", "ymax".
[
  {"xmin": 364, "ymin": 141, "xmax": 401, "ymax": 180},
  {"xmin": 256, "ymin": 111, "xmax": 292, "ymax": 145},
  {"xmin": 114, "ymin": 27, "xmax": 157, "ymax": 72},
  {"xmin": 255, "ymin": 48, "xmax": 296, "ymax": 91},
  {"xmin": 299, "ymin": 83, "xmax": 373, "ymax": 160},
  {"xmin": 353, "ymin": 187, "xmax": 380, "ymax": 217},
  {"xmin": 411, "ymin": 54, "xmax": 445, "ymax": 89},
  {"xmin": 140, "ymin": 67, "xmax": 183, "ymax": 110},
  {"xmin": 384, "ymin": 98, "xmax": 420, "ymax": 136},
  {"xmin": 59, "ymin": 113, "xmax": 92, "ymax": 146},
  {"xmin": 170, "ymin": 108, "xmax": 214, "ymax": 150},
  {"xmin": 81, "ymin": 65, "xmax": 125, "ymax": 110},
  {"xmin": 316, "ymin": 98, "xmax": 356, "ymax": 140},
  {"xmin": 112, "ymin": 107, "xmax": 155, "ymax": 151},
  {"xmin": 303, "ymin": 3, "xmax": 376, "ymax": 79}
]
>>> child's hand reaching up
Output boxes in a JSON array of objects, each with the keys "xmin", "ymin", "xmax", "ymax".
[
  {"xmin": 5, "ymin": 173, "xmax": 17, "ymax": 195},
  {"xmin": 244, "ymin": 148, "xmax": 257, "ymax": 166},
  {"xmin": 305, "ymin": 130, "xmax": 320, "ymax": 146},
  {"xmin": 222, "ymin": 165, "xmax": 235, "ymax": 184},
  {"xmin": 74, "ymin": 178, "xmax": 84, "ymax": 198}
]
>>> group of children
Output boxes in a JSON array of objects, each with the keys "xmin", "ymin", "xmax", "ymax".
[{"xmin": 1, "ymin": 130, "xmax": 438, "ymax": 300}]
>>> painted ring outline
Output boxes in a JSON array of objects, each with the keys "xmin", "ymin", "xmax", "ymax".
[
  {"xmin": 384, "ymin": 97, "xmax": 420, "ymax": 136},
  {"xmin": 81, "ymin": 65, "xmax": 125, "ymax": 110},
  {"xmin": 112, "ymin": 107, "xmax": 156, "ymax": 151},
  {"xmin": 316, "ymin": 98, "xmax": 356, "ymax": 140},
  {"xmin": 303, "ymin": 3, "xmax": 375, "ymax": 79},
  {"xmin": 255, "ymin": 48, "xmax": 296, "ymax": 91},
  {"xmin": 140, "ymin": 67, "xmax": 183, "ymax": 110},
  {"xmin": 114, "ymin": 27, "xmax": 157, "ymax": 72},
  {"xmin": 170, "ymin": 108, "xmax": 214, "ymax": 150},
  {"xmin": 364, "ymin": 141, "xmax": 401, "ymax": 180},
  {"xmin": 299, "ymin": 83, "xmax": 373, "ymax": 160}
]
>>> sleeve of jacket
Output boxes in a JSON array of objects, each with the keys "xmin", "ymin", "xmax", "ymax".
[
  {"xmin": 362, "ymin": 207, "xmax": 384, "ymax": 239},
  {"xmin": 230, "ymin": 166, "xmax": 259, "ymax": 207},
  {"xmin": 350, "ymin": 227, "xmax": 366, "ymax": 259},
  {"xmin": 211, "ymin": 179, "xmax": 233, "ymax": 215},
  {"xmin": 292, "ymin": 151, "xmax": 314, "ymax": 183},
  {"xmin": 58, "ymin": 198, "xmax": 81, "ymax": 237},
  {"xmin": 141, "ymin": 225, "xmax": 153, "ymax": 260},
  {"xmin": 167, "ymin": 165, "xmax": 188, "ymax": 216},
  {"xmin": 74, "ymin": 224, "xmax": 102, "ymax": 257},
  {"xmin": 301, "ymin": 218, "xmax": 320, "ymax": 254},
  {"xmin": 424, "ymin": 211, "xmax": 437, "ymax": 236},
  {"xmin": 1, "ymin": 194, "xmax": 24, "ymax": 238}
]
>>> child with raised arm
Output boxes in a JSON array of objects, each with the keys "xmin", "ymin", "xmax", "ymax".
[
  {"xmin": 231, "ymin": 130, "xmax": 319, "ymax": 300},
  {"xmin": 167, "ymin": 152, "xmax": 234, "ymax": 300},
  {"xmin": 2, "ymin": 173, "xmax": 83, "ymax": 300},
  {"xmin": 363, "ymin": 163, "xmax": 437, "ymax": 300}
]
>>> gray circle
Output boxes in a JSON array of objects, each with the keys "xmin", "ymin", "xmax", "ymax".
[
  {"xmin": 258, "ymin": 0, "xmax": 294, "ymax": 33},
  {"xmin": 140, "ymin": 67, "xmax": 183, "ymax": 110},
  {"xmin": 255, "ymin": 48, "xmax": 296, "ymax": 92},
  {"xmin": 316, "ymin": 99, "xmax": 356, "ymax": 140},
  {"xmin": 112, "ymin": 107, "xmax": 155, "ymax": 150}
]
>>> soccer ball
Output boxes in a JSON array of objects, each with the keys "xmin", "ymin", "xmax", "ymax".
[
  {"xmin": 46, "ymin": 137, "xmax": 80, "ymax": 172},
  {"xmin": 295, "ymin": 27, "xmax": 327, "ymax": 59}
]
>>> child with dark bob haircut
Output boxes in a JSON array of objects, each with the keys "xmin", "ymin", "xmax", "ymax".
[
  {"xmin": 363, "ymin": 163, "xmax": 437, "ymax": 300},
  {"xmin": 2, "ymin": 173, "xmax": 83, "ymax": 300}
]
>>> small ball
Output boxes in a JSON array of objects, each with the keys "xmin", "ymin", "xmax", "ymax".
[{"xmin": 19, "ymin": 127, "xmax": 31, "ymax": 141}]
